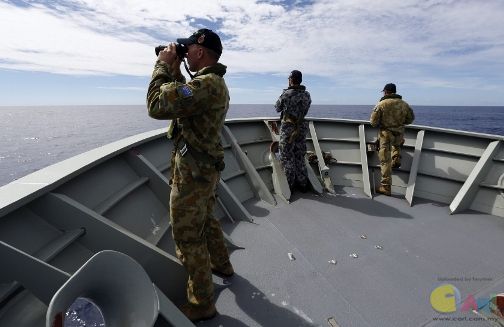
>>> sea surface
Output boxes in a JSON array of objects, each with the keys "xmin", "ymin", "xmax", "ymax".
[{"xmin": 1, "ymin": 104, "xmax": 503, "ymax": 187}]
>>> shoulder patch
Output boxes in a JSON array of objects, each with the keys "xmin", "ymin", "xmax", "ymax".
[{"xmin": 177, "ymin": 85, "xmax": 193, "ymax": 98}]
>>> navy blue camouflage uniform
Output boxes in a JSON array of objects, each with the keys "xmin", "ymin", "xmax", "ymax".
[{"xmin": 275, "ymin": 85, "xmax": 312, "ymax": 189}]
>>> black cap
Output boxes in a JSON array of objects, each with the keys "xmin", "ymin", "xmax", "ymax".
[
  {"xmin": 289, "ymin": 70, "xmax": 302, "ymax": 84},
  {"xmin": 382, "ymin": 83, "xmax": 396, "ymax": 93},
  {"xmin": 177, "ymin": 28, "xmax": 223, "ymax": 56}
]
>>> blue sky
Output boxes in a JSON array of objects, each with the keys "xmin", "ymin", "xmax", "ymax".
[{"xmin": 1, "ymin": 0, "xmax": 503, "ymax": 106}]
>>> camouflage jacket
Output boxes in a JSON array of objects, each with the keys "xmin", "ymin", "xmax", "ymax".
[
  {"xmin": 146, "ymin": 60, "xmax": 229, "ymax": 160},
  {"xmin": 370, "ymin": 94, "xmax": 415, "ymax": 133},
  {"xmin": 275, "ymin": 85, "xmax": 311, "ymax": 122}
]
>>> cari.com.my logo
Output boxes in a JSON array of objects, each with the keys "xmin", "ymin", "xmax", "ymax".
[{"xmin": 430, "ymin": 284, "xmax": 500, "ymax": 314}]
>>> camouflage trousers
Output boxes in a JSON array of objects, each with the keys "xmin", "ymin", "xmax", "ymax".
[
  {"xmin": 170, "ymin": 152, "xmax": 230, "ymax": 307},
  {"xmin": 279, "ymin": 122, "xmax": 308, "ymax": 188},
  {"xmin": 378, "ymin": 129, "xmax": 402, "ymax": 186}
]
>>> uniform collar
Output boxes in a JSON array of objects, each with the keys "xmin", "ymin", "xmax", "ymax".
[
  {"xmin": 380, "ymin": 94, "xmax": 402, "ymax": 101},
  {"xmin": 287, "ymin": 84, "xmax": 306, "ymax": 91},
  {"xmin": 194, "ymin": 63, "xmax": 227, "ymax": 77}
]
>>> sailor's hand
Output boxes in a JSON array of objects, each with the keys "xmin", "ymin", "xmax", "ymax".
[
  {"xmin": 170, "ymin": 56, "xmax": 183, "ymax": 79},
  {"xmin": 158, "ymin": 43, "xmax": 178, "ymax": 65},
  {"xmin": 271, "ymin": 121, "xmax": 279, "ymax": 134}
]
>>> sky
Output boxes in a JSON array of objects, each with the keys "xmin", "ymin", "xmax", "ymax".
[{"xmin": 1, "ymin": 0, "xmax": 504, "ymax": 106}]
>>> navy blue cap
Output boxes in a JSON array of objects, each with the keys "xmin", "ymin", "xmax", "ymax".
[
  {"xmin": 382, "ymin": 83, "xmax": 396, "ymax": 93},
  {"xmin": 177, "ymin": 28, "xmax": 222, "ymax": 56}
]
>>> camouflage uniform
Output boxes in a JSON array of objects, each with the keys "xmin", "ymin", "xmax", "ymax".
[
  {"xmin": 147, "ymin": 60, "xmax": 231, "ymax": 307},
  {"xmin": 370, "ymin": 94, "xmax": 415, "ymax": 187},
  {"xmin": 275, "ymin": 85, "xmax": 312, "ymax": 189}
]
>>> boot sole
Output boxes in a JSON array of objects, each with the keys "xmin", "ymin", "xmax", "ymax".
[
  {"xmin": 211, "ymin": 268, "xmax": 234, "ymax": 278},
  {"xmin": 190, "ymin": 310, "xmax": 217, "ymax": 323}
]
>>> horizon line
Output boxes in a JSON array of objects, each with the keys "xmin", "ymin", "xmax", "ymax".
[{"xmin": 1, "ymin": 104, "xmax": 504, "ymax": 108}]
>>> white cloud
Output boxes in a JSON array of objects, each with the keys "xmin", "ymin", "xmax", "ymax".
[{"xmin": 0, "ymin": 0, "xmax": 503, "ymax": 91}]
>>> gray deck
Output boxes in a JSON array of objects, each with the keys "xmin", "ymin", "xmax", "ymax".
[
  {"xmin": 201, "ymin": 187, "xmax": 504, "ymax": 327},
  {"xmin": 1, "ymin": 119, "xmax": 502, "ymax": 327}
]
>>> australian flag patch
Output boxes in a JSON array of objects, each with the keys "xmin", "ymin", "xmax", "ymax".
[{"xmin": 178, "ymin": 85, "xmax": 193, "ymax": 98}]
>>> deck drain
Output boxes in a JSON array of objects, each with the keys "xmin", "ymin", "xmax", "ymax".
[{"xmin": 327, "ymin": 317, "xmax": 341, "ymax": 327}]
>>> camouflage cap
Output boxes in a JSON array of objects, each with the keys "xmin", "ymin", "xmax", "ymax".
[
  {"xmin": 382, "ymin": 83, "xmax": 396, "ymax": 93},
  {"xmin": 177, "ymin": 28, "xmax": 223, "ymax": 56}
]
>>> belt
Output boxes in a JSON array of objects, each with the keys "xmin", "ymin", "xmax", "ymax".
[{"xmin": 178, "ymin": 139, "xmax": 225, "ymax": 172}]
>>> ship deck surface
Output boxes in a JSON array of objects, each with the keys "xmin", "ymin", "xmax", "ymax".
[{"xmin": 202, "ymin": 187, "xmax": 504, "ymax": 327}]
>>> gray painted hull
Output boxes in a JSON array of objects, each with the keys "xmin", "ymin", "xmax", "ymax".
[{"xmin": 0, "ymin": 118, "xmax": 503, "ymax": 326}]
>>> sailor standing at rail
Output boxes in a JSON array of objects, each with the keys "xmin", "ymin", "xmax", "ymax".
[
  {"xmin": 146, "ymin": 28, "xmax": 233, "ymax": 322},
  {"xmin": 370, "ymin": 83, "xmax": 415, "ymax": 196},
  {"xmin": 275, "ymin": 70, "xmax": 312, "ymax": 193}
]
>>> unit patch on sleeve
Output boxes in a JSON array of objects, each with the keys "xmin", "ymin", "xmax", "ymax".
[{"xmin": 178, "ymin": 85, "xmax": 193, "ymax": 98}]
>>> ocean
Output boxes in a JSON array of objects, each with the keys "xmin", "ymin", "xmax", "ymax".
[{"xmin": 1, "ymin": 104, "xmax": 503, "ymax": 187}]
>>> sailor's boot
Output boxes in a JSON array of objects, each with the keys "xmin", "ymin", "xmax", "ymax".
[
  {"xmin": 211, "ymin": 260, "xmax": 234, "ymax": 277},
  {"xmin": 299, "ymin": 184, "xmax": 309, "ymax": 193},
  {"xmin": 376, "ymin": 185, "xmax": 391, "ymax": 196},
  {"xmin": 178, "ymin": 303, "xmax": 217, "ymax": 322}
]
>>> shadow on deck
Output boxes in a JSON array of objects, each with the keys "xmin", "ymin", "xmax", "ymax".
[{"xmin": 200, "ymin": 187, "xmax": 504, "ymax": 327}]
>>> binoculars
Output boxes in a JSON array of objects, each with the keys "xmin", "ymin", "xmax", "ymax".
[{"xmin": 155, "ymin": 44, "xmax": 188, "ymax": 59}]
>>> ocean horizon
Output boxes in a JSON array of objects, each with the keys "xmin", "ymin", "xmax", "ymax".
[{"xmin": 1, "ymin": 104, "xmax": 503, "ymax": 187}]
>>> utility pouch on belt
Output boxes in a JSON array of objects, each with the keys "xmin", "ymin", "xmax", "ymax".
[{"xmin": 283, "ymin": 114, "xmax": 304, "ymax": 144}]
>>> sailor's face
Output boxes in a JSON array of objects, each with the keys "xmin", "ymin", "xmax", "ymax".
[{"xmin": 186, "ymin": 44, "xmax": 203, "ymax": 72}]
